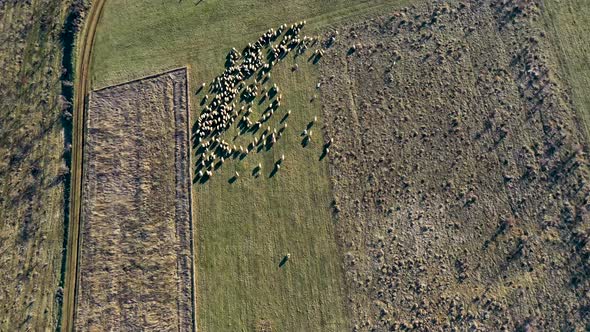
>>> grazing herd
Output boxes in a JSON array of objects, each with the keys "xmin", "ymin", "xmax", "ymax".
[{"xmin": 193, "ymin": 21, "xmax": 332, "ymax": 183}]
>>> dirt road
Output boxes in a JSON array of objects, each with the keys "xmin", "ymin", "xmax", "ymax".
[{"xmin": 61, "ymin": 0, "xmax": 107, "ymax": 331}]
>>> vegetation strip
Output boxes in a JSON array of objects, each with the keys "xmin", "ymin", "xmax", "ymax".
[
  {"xmin": 61, "ymin": 0, "xmax": 107, "ymax": 331},
  {"xmin": 0, "ymin": 1, "xmax": 72, "ymax": 330}
]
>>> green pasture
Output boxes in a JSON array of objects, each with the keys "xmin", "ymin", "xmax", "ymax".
[{"xmin": 90, "ymin": 0, "xmax": 411, "ymax": 330}]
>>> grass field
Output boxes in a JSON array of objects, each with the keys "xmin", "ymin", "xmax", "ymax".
[
  {"xmin": 2, "ymin": 0, "xmax": 590, "ymax": 330},
  {"xmin": 83, "ymin": 0, "xmax": 590, "ymax": 330},
  {"xmin": 541, "ymin": 0, "xmax": 590, "ymax": 138},
  {"xmin": 89, "ymin": 0, "xmax": 410, "ymax": 330},
  {"xmin": 193, "ymin": 54, "xmax": 350, "ymax": 331},
  {"xmin": 0, "ymin": 1, "xmax": 70, "ymax": 330},
  {"xmin": 90, "ymin": 0, "xmax": 411, "ymax": 89}
]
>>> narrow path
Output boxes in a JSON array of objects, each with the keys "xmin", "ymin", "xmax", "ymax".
[{"xmin": 61, "ymin": 0, "xmax": 107, "ymax": 331}]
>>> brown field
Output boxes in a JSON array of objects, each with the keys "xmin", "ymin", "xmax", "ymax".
[
  {"xmin": 0, "ymin": 1, "xmax": 71, "ymax": 330},
  {"xmin": 320, "ymin": 1, "xmax": 590, "ymax": 330},
  {"xmin": 75, "ymin": 68, "xmax": 194, "ymax": 331}
]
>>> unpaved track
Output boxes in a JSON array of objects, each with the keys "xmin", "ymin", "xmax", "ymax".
[{"xmin": 61, "ymin": 0, "xmax": 107, "ymax": 331}]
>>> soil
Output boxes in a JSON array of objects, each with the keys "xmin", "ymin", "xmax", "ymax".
[
  {"xmin": 320, "ymin": 1, "xmax": 590, "ymax": 330},
  {"xmin": 75, "ymin": 68, "xmax": 194, "ymax": 331}
]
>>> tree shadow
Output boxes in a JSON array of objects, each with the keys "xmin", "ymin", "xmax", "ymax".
[{"xmin": 483, "ymin": 218, "xmax": 514, "ymax": 249}]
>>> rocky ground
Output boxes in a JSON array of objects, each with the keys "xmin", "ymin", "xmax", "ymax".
[{"xmin": 320, "ymin": 1, "xmax": 590, "ymax": 330}]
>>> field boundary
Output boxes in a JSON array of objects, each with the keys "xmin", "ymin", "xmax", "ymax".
[
  {"xmin": 61, "ymin": 0, "xmax": 106, "ymax": 331},
  {"xmin": 185, "ymin": 63, "xmax": 198, "ymax": 332},
  {"xmin": 92, "ymin": 66, "xmax": 193, "ymax": 92}
]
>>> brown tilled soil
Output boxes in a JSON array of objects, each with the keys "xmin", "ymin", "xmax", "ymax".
[
  {"xmin": 75, "ymin": 68, "xmax": 194, "ymax": 331},
  {"xmin": 320, "ymin": 1, "xmax": 590, "ymax": 330}
]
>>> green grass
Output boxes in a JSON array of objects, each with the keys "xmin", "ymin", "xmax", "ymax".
[
  {"xmin": 90, "ymin": 0, "xmax": 410, "ymax": 330},
  {"xmin": 91, "ymin": 0, "xmax": 409, "ymax": 89},
  {"xmin": 195, "ymin": 56, "xmax": 348, "ymax": 331},
  {"xmin": 541, "ymin": 0, "xmax": 590, "ymax": 139}
]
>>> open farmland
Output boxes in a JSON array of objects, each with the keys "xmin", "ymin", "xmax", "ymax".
[
  {"xmin": 90, "ymin": 0, "xmax": 412, "ymax": 89},
  {"xmin": 84, "ymin": 0, "xmax": 590, "ymax": 331},
  {"xmin": 2, "ymin": 0, "xmax": 590, "ymax": 331},
  {"xmin": 320, "ymin": 1, "xmax": 590, "ymax": 330},
  {"xmin": 191, "ymin": 25, "xmax": 350, "ymax": 331},
  {"xmin": 88, "ymin": 1, "xmax": 422, "ymax": 331},
  {"xmin": 75, "ymin": 68, "xmax": 195, "ymax": 331}
]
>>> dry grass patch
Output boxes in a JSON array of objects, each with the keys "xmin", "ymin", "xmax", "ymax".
[
  {"xmin": 320, "ymin": 1, "xmax": 590, "ymax": 330},
  {"xmin": 75, "ymin": 68, "xmax": 194, "ymax": 331},
  {"xmin": 0, "ymin": 1, "xmax": 71, "ymax": 330}
]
